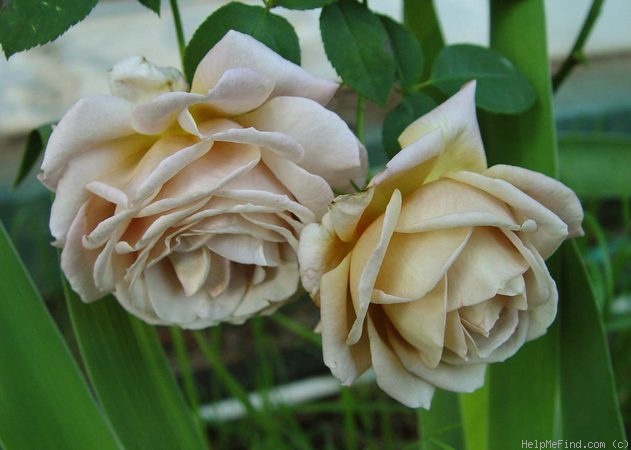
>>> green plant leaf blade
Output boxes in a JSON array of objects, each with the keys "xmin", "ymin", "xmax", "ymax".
[
  {"xmin": 320, "ymin": 0, "xmax": 395, "ymax": 105},
  {"xmin": 560, "ymin": 241, "xmax": 625, "ymax": 441},
  {"xmin": 13, "ymin": 123, "xmax": 53, "ymax": 189},
  {"xmin": 274, "ymin": 0, "xmax": 335, "ymax": 10},
  {"xmin": 559, "ymin": 133, "xmax": 631, "ymax": 199},
  {"xmin": 380, "ymin": 14, "xmax": 423, "ymax": 90},
  {"xmin": 65, "ymin": 287, "xmax": 207, "ymax": 450},
  {"xmin": 0, "ymin": 221, "xmax": 120, "ymax": 450},
  {"xmin": 184, "ymin": 3, "xmax": 300, "ymax": 82},
  {"xmin": 419, "ymin": 391, "xmax": 463, "ymax": 450},
  {"xmin": 431, "ymin": 44, "xmax": 536, "ymax": 114},
  {"xmin": 0, "ymin": 0, "xmax": 98, "ymax": 58},
  {"xmin": 138, "ymin": 0, "xmax": 160, "ymax": 15},
  {"xmin": 382, "ymin": 92, "xmax": 435, "ymax": 158},
  {"xmin": 459, "ymin": 383, "xmax": 488, "ymax": 450}
]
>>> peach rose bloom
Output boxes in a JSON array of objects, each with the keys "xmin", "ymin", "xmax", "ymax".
[
  {"xmin": 40, "ymin": 31, "xmax": 366, "ymax": 328},
  {"xmin": 298, "ymin": 82, "xmax": 583, "ymax": 407}
]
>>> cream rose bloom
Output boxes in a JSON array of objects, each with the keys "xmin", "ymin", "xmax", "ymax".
[
  {"xmin": 298, "ymin": 82, "xmax": 583, "ymax": 408},
  {"xmin": 40, "ymin": 31, "xmax": 366, "ymax": 328}
]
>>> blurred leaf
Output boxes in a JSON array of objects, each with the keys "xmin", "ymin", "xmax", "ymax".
[
  {"xmin": 13, "ymin": 123, "xmax": 53, "ymax": 189},
  {"xmin": 431, "ymin": 44, "xmax": 536, "ymax": 114},
  {"xmin": 382, "ymin": 92, "xmax": 435, "ymax": 158},
  {"xmin": 560, "ymin": 242, "xmax": 625, "ymax": 441},
  {"xmin": 184, "ymin": 2, "xmax": 300, "ymax": 82},
  {"xmin": 274, "ymin": 0, "xmax": 335, "ymax": 9},
  {"xmin": 559, "ymin": 133, "xmax": 631, "ymax": 198},
  {"xmin": 65, "ymin": 287, "xmax": 207, "ymax": 450},
  {"xmin": 0, "ymin": 0, "xmax": 98, "ymax": 58},
  {"xmin": 419, "ymin": 391, "xmax": 463, "ymax": 450},
  {"xmin": 402, "ymin": 0, "xmax": 443, "ymax": 81},
  {"xmin": 320, "ymin": 0, "xmax": 395, "ymax": 105},
  {"xmin": 459, "ymin": 383, "xmax": 488, "ymax": 450},
  {"xmin": 380, "ymin": 15, "xmax": 423, "ymax": 90},
  {"xmin": 138, "ymin": 0, "xmax": 160, "ymax": 15},
  {"xmin": 0, "ymin": 221, "xmax": 120, "ymax": 450},
  {"xmin": 484, "ymin": 2, "xmax": 560, "ymax": 448}
]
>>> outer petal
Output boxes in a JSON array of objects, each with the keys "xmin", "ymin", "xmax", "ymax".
[
  {"xmin": 398, "ymin": 81, "xmax": 487, "ymax": 178},
  {"xmin": 39, "ymin": 95, "xmax": 136, "ymax": 190},
  {"xmin": 320, "ymin": 255, "xmax": 371, "ymax": 384},
  {"xmin": 238, "ymin": 96, "xmax": 365, "ymax": 191},
  {"xmin": 191, "ymin": 30, "xmax": 337, "ymax": 105},
  {"xmin": 485, "ymin": 164, "xmax": 584, "ymax": 238},
  {"xmin": 367, "ymin": 316, "xmax": 435, "ymax": 408}
]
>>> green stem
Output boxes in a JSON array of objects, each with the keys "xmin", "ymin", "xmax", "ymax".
[
  {"xmin": 169, "ymin": 0, "xmax": 186, "ymax": 68},
  {"xmin": 269, "ymin": 313, "xmax": 321, "ymax": 347},
  {"xmin": 583, "ymin": 212, "xmax": 614, "ymax": 316},
  {"xmin": 403, "ymin": 0, "xmax": 444, "ymax": 80},
  {"xmin": 552, "ymin": 0, "xmax": 605, "ymax": 92},
  {"xmin": 341, "ymin": 388, "xmax": 358, "ymax": 450},
  {"xmin": 170, "ymin": 328, "xmax": 210, "ymax": 449},
  {"xmin": 355, "ymin": 93, "xmax": 366, "ymax": 145}
]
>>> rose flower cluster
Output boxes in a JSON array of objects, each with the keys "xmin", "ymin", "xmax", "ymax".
[{"xmin": 40, "ymin": 32, "xmax": 582, "ymax": 407}]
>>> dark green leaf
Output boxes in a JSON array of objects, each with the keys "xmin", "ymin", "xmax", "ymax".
[
  {"xmin": 382, "ymin": 92, "xmax": 435, "ymax": 158},
  {"xmin": 0, "ymin": 0, "xmax": 98, "ymax": 58},
  {"xmin": 560, "ymin": 242, "xmax": 625, "ymax": 441},
  {"xmin": 13, "ymin": 123, "xmax": 53, "ymax": 188},
  {"xmin": 559, "ymin": 133, "xmax": 631, "ymax": 198},
  {"xmin": 431, "ymin": 44, "xmax": 536, "ymax": 114},
  {"xmin": 0, "ymin": 221, "xmax": 120, "ymax": 450},
  {"xmin": 184, "ymin": 3, "xmax": 300, "ymax": 82},
  {"xmin": 380, "ymin": 15, "xmax": 423, "ymax": 90},
  {"xmin": 419, "ymin": 391, "xmax": 463, "ymax": 450},
  {"xmin": 274, "ymin": 0, "xmax": 335, "ymax": 10},
  {"xmin": 320, "ymin": 0, "xmax": 395, "ymax": 105},
  {"xmin": 138, "ymin": 0, "xmax": 160, "ymax": 15},
  {"xmin": 65, "ymin": 287, "xmax": 207, "ymax": 450}
]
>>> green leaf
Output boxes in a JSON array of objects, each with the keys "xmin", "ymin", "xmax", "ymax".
[
  {"xmin": 65, "ymin": 287, "xmax": 207, "ymax": 450},
  {"xmin": 403, "ymin": 0, "xmax": 444, "ymax": 80},
  {"xmin": 184, "ymin": 2, "xmax": 300, "ymax": 82},
  {"xmin": 0, "ymin": 221, "xmax": 120, "ymax": 450},
  {"xmin": 483, "ymin": 2, "xmax": 560, "ymax": 448},
  {"xmin": 431, "ymin": 44, "xmax": 536, "ymax": 114},
  {"xmin": 380, "ymin": 15, "xmax": 423, "ymax": 90},
  {"xmin": 138, "ymin": 0, "xmax": 160, "ymax": 15},
  {"xmin": 459, "ymin": 383, "xmax": 489, "ymax": 450},
  {"xmin": 320, "ymin": 0, "xmax": 395, "ymax": 105},
  {"xmin": 419, "ymin": 391, "xmax": 464, "ymax": 450},
  {"xmin": 274, "ymin": 0, "xmax": 335, "ymax": 10},
  {"xmin": 13, "ymin": 123, "xmax": 53, "ymax": 189},
  {"xmin": 382, "ymin": 92, "xmax": 435, "ymax": 158},
  {"xmin": 560, "ymin": 242, "xmax": 625, "ymax": 441},
  {"xmin": 558, "ymin": 133, "xmax": 631, "ymax": 199},
  {"xmin": 0, "ymin": 0, "xmax": 98, "ymax": 58}
]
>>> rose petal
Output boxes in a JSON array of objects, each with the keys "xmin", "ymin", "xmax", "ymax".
[
  {"xmin": 170, "ymin": 248, "xmax": 211, "ymax": 296},
  {"xmin": 485, "ymin": 164, "xmax": 584, "ymax": 238},
  {"xmin": 398, "ymin": 81, "xmax": 487, "ymax": 178},
  {"xmin": 191, "ymin": 30, "xmax": 337, "ymax": 105}
]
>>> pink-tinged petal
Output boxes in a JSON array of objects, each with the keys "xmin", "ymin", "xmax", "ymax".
[
  {"xmin": 469, "ymin": 308, "xmax": 519, "ymax": 358},
  {"xmin": 262, "ymin": 151, "xmax": 334, "ymax": 219},
  {"xmin": 385, "ymin": 322, "xmax": 487, "ymax": 392},
  {"xmin": 191, "ymin": 30, "xmax": 337, "ymax": 104},
  {"xmin": 449, "ymin": 171, "xmax": 570, "ymax": 259},
  {"xmin": 383, "ymin": 276, "xmax": 448, "ymax": 368},
  {"xmin": 215, "ymin": 189, "xmax": 315, "ymax": 224},
  {"xmin": 60, "ymin": 199, "xmax": 112, "ymax": 302},
  {"xmin": 212, "ymin": 128, "xmax": 304, "ymax": 163},
  {"xmin": 169, "ymin": 248, "xmax": 211, "ymax": 297},
  {"xmin": 398, "ymin": 81, "xmax": 487, "ymax": 177},
  {"xmin": 348, "ymin": 190, "xmax": 402, "ymax": 344},
  {"xmin": 485, "ymin": 164, "xmax": 584, "ymax": 238},
  {"xmin": 39, "ymin": 95, "xmax": 136, "ymax": 190},
  {"xmin": 49, "ymin": 135, "xmax": 148, "ymax": 244},
  {"xmin": 395, "ymin": 178, "xmax": 524, "ymax": 233},
  {"xmin": 319, "ymin": 254, "xmax": 371, "ymax": 384},
  {"xmin": 238, "ymin": 96, "xmax": 365, "ymax": 191},
  {"xmin": 446, "ymin": 228, "xmax": 529, "ymax": 311},
  {"xmin": 367, "ymin": 316, "xmax": 435, "ymax": 408},
  {"xmin": 115, "ymin": 276, "xmax": 163, "ymax": 325},
  {"xmin": 374, "ymin": 227, "xmax": 472, "ymax": 301}
]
